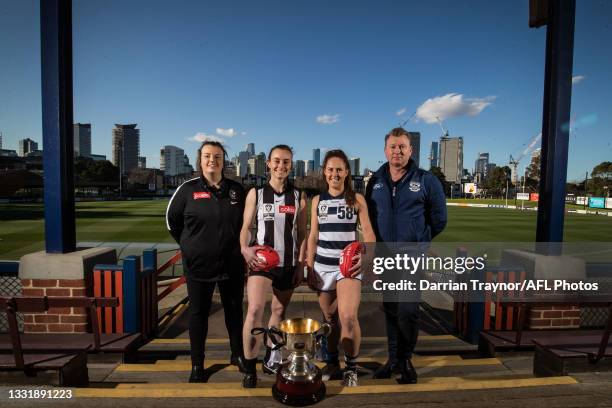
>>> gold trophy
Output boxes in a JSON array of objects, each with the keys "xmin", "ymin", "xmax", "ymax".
[{"xmin": 253, "ymin": 318, "xmax": 331, "ymax": 405}]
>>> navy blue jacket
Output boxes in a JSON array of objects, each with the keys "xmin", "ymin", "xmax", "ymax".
[{"xmin": 365, "ymin": 161, "xmax": 447, "ymax": 242}]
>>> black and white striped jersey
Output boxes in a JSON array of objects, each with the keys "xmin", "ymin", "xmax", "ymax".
[
  {"xmin": 314, "ymin": 192, "xmax": 358, "ymax": 274},
  {"xmin": 255, "ymin": 183, "xmax": 300, "ymax": 267}
]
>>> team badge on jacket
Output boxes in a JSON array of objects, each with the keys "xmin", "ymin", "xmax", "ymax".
[{"xmin": 409, "ymin": 181, "xmax": 421, "ymax": 192}]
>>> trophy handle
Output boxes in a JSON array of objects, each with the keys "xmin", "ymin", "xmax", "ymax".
[
  {"xmin": 267, "ymin": 326, "xmax": 286, "ymax": 350},
  {"xmin": 316, "ymin": 322, "xmax": 332, "ymax": 337},
  {"xmin": 250, "ymin": 327, "xmax": 285, "ymax": 350}
]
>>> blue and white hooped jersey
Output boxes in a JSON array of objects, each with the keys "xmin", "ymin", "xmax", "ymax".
[{"xmin": 314, "ymin": 192, "xmax": 358, "ymax": 274}]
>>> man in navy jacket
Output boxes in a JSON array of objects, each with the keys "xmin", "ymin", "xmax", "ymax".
[{"xmin": 365, "ymin": 127, "xmax": 447, "ymax": 383}]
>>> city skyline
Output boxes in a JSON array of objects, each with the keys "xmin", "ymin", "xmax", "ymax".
[{"xmin": 1, "ymin": 1, "xmax": 611, "ymax": 181}]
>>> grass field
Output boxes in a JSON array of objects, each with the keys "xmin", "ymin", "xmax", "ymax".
[{"xmin": 1, "ymin": 200, "xmax": 611, "ymax": 260}]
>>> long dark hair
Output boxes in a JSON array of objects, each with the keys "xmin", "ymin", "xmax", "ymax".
[
  {"xmin": 196, "ymin": 140, "xmax": 227, "ymax": 174},
  {"xmin": 321, "ymin": 149, "xmax": 356, "ymax": 207}
]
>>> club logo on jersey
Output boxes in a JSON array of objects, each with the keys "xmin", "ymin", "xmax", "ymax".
[
  {"xmin": 229, "ymin": 189, "xmax": 239, "ymax": 204},
  {"xmin": 409, "ymin": 181, "xmax": 421, "ymax": 192},
  {"xmin": 279, "ymin": 205, "xmax": 296, "ymax": 214},
  {"xmin": 263, "ymin": 203, "xmax": 275, "ymax": 221},
  {"xmin": 373, "ymin": 183, "xmax": 384, "ymax": 190},
  {"xmin": 193, "ymin": 191, "xmax": 211, "ymax": 200},
  {"xmin": 318, "ymin": 204, "xmax": 328, "ymax": 221}
]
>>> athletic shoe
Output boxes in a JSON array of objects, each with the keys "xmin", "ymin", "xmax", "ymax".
[
  {"xmin": 342, "ymin": 368, "xmax": 359, "ymax": 387},
  {"xmin": 242, "ymin": 372, "xmax": 257, "ymax": 388},
  {"xmin": 321, "ymin": 362, "xmax": 342, "ymax": 381},
  {"xmin": 262, "ymin": 347, "xmax": 282, "ymax": 374},
  {"xmin": 262, "ymin": 360, "xmax": 281, "ymax": 374},
  {"xmin": 242, "ymin": 357, "xmax": 258, "ymax": 388}
]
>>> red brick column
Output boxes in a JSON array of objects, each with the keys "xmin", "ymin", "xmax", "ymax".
[
  {"xmin": 528, "ymin": 305, "xmax": 581, "ymax": 329},
  {"xmin": 20, "ymin": 278, "xmax": 89, "ymax": 333}
]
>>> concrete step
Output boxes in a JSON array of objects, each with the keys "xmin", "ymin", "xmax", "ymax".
[
  {"xmin": 138, "ymin": 335, "xmax": 478, "ymax": 358},
  {"xmin": 75, "ymin": 375, "xmax": 578, "ymax": 398}
]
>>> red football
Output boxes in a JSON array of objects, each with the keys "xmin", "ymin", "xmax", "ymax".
[
  {"xmin": 254, "ymin": 245, "xmax": 280, "ymax": 271},
  {"xmin": 339, "ymin": 242, "xmax": 363, "ymax": 278}
]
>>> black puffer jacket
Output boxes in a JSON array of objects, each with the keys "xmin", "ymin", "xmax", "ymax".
[{"xmin": 166, "ymin": 176, "xmax": 245, "ymax": 281}]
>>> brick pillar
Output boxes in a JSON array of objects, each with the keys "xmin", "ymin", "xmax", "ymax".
[
  {"xmin": 20, "ymin": 278, "xmax": 89, "ymax": 333},
  {"xmin": 528, "ymin": 305, "xmax": 581, "ymax": 329}
]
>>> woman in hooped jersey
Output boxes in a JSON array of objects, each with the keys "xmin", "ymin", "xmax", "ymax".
[
  {"xmin": 240, "ymin": 144, "xmax": 308, "ymax": 388},
  {"xmin": 306, "ymin": 149, "xmax": 376, "ymax": 387}
]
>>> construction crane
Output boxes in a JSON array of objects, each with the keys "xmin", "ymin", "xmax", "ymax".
[
  {"xmin": 509, "ymin": 132, "xmax": 542, "ymax": 185},
  {"xmin": 435, "ymin": 116, "xmax": 450, "ymax": 138}
]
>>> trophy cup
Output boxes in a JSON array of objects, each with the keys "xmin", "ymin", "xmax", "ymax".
[{"xmin": 252, "ymin": 318, "xmax": 331, "ymax": 406}]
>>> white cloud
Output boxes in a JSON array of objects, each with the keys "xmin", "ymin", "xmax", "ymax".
[
  {"xmin": 189, "ymin": 132, "xmax": 223, "ymax": 143},
  {"xmin": 216, "ymin": 128, "xmax": 238, "ymax": 137},
  {"xmin": 572, "ymin": 75, "xmax": 585, "ymax": 85},
  {"xmin": 396, "ymin": 107, "xmax": 407, "ymax": 116},
  {"xmin": 415, "ymin": 93, "xmax": 496, "ymax": 124},
  {"xmin": 316, "ymin": 114, "xmax": 340, "ymax": 125}
]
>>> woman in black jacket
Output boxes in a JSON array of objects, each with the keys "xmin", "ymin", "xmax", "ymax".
[{"xmin": 166, "ymin": 140, "xmax": 245, "ymax": 382}]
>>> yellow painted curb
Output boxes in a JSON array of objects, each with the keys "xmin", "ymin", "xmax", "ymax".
[
  {"xmin": 75, "ymin": 376, "xmax": 578, "ymax": 398},
  {"xmin": 114, "ymin": 356, "xmax": 501, "ymax": 372},
  {"xmin": 148, "ymin": 335, "xmax": 458, "ymax": 345}
]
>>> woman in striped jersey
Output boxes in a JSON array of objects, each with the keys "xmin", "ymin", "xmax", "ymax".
[
  {"xmin": 239, "ymin": 144, "xmax": 308, "ymax": 388},
  {"xmin": 306, "ymin": 149, "xmax": 376, "ymax": 387}
]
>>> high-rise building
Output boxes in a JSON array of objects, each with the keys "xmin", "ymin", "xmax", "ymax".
[
  {"xmin": 112, "ymin": 124, "xmax": 140, "ymax": 175},
  {"xmin": 18, "ymin": 138, "xmax": 38, "ymax": 157},
  {"xmin": 312, "ymin": 148, "xmax": 321, "ymax": 171},
  {"xmin": 237, "ymin": 151, "xmax": 250, "ymax": 177},
  {"xmin": 160, "ymin": 145, "xmax": 185, "ymax": 176},
  {"xmin": 73, "ymin": 123, "xmax": 92, "ymax": 158},
  {"xmin": 295, "ymin": 160, "xmax": 306, "ymax": 177},
  {"xmin": 408, "ymin": 132, "xmax": 421, "ymax": 167},
  {"xmin": 248, "ymin": 153, "xmax": 266, "ymax": 177},
  {"xmin": 474, "ymin": 152, "xmax": 489, "ymax": 183},
  {"xmin": 138, "ymin": 156, "xmax": 147, "ymax": 169},
  {"xmin": 439, "ymin": 137, "xmax": 463, "ymax": 183},
  {"xmin": 183, "ymin": 154, "xmax": 194, "ymax": 175},
  {"xmin": 304, "ymin": 160, "xmax": 314, "ymax": 176},
  {"xmin": 349, "ymin": 157, "xmax": 361, "ymax": 176},
  {"xmin": 429, "ymin": 141, "xmax": 439, "ymax": 169},
  {"xmin": 246, "ymin": 143, "xmax": 255, "ymax": 156}
]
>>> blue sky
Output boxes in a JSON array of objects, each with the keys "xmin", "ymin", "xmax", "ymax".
[{"xmin": 0, "ymin": 0, "xmax": 610, "ymax": 181}]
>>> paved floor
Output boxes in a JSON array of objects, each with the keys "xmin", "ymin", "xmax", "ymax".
[{"xmin": 2, "ymin": 295, "xmax": 612, "ymax": 407}]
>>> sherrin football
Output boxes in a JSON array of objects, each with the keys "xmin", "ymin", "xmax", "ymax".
[
  {"xmin": 339, "ymin": 241, "xmax": 363, "ymax": 278},
  {"xmin": 254, "ymin": 245, "xmax": 280, "ymax": 271}
]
